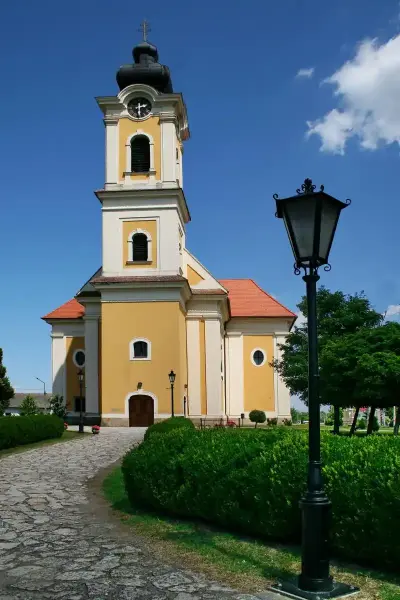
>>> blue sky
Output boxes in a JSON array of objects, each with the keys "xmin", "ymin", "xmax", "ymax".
[{"xmin": 1, "ymin": 0, "xmax": 400, "ymax": 394}]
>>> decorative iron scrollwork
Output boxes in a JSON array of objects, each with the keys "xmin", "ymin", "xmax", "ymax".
[{"xmin": 296, "ymin": 178, "xmax": 324, "ymax": 195}]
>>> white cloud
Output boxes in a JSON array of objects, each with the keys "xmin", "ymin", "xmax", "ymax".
[
  {"xmin": 296, "ymin": 67, "xmax": 315, "ymax": 79},
  {"xmin": 307, "ymin": 35, "xmax": 400, "ymax": 154},
  {"xmin": 384, "ymin": 304, "xmax": 400, "ymax": 319}
]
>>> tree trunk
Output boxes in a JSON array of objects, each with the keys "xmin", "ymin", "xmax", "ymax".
[
  {"xmin": 255, "ymin": 422, "xmax": 257, "ymax": 428},
  {"xmin": 394, "ymin": 406, "xmax": 400, "ymax": 436},
  {"xmin": 349, "ymin": 407, "xmax": 360, "ymax": 437},
  {"xmin": 333, "ymin": 406, "xmax": 340, "ymax": 435},
  {"xmin": 367, "ymin": 406, "xmax": 376, "ymax": 435}
]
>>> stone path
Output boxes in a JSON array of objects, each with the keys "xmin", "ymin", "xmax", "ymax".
[{"xmin": 0, "ymin": 428, "xmax": 278, "ymax": 600}]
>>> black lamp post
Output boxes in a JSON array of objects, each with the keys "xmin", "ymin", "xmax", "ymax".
[
  {"xmin": 272, "ymin": 179, "xmax": 355, "ymax": 599},
  {"xmin": 78, "ymin": 369, "xmax": 84, "ymax": 434},
  {"xmin": 168, "ymin": 370, "xmax": 176, "ymax": 417}
]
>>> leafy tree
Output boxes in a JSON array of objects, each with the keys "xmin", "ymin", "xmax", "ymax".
[
  {"xmin": 249, "ymin": 410, "xmax": 266, "ymax": 428},
  {"xmin": 320, "ymin": 323, "xmax": 400, "ymax": 435},
  {"xmin": 20, "ymin": 395, "xmax": 39, "ymax": 416},
  {"xmin": 49, "ymin": 394, "xmax": 67, "ymax": 419},
  {"xmin": 0, "ymin": 348, "xmax": 14, "ymax": 416},
  {"xmin": 325, "ymin": 406, "xmax": 343, "ymax": 429},
  {"xmin": 386, "ymin": 406, "xmax": 394, "ymax": 426},
  {"xmin": 290, "ymin": 407, "xmax": 300, "ymax": 423},
  {"xmin": 272, "ymin": 288, "xmax": 383, "ymax": 433}
]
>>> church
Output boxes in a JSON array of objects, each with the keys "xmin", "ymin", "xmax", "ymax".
[{"xmin": 43, "ymin": 31, "xmax": 295, "ymax": 426}]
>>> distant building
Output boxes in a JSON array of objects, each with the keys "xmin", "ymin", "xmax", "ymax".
[{"xmin": 5, "ymin": 393, "xmax": 50, "ymax": 416}]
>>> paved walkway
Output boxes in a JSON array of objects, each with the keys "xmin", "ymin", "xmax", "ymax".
[{"xmin": 0, "ymin": 428, "xmax": 277, "ymax": 600}]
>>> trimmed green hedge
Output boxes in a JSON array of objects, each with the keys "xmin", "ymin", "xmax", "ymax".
[
  {"xmin": 122, "ymin": 428, "xmax": 400, "ymax": 571},
  {"xmin": 0, "ymin": 415, "xmax": 64, "ymax": 450},
  {"xmin": 143, "ymin": 416, "xmax": 195, "ymax": 442}
]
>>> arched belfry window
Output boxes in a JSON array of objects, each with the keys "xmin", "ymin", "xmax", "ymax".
[
  {"xmin": 131, "ymin": 135, "xmax": 150, "ymax": 173},
  {"xmin": 132, "ymin": 232, "xmax": 148, "ymax": 261}
]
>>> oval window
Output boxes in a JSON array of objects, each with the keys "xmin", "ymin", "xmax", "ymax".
[
  {"xmin": 73, "ymin": 350, "xmax": 85, "ymax": 368},
  {"xmin": 252, "ymin": 349, "xmax": 265, "ymax": 366}
]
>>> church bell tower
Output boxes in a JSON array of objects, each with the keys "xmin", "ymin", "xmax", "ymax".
[{"xmin": 95, "ymin": 23, "xmax": 190, "ymax": 278}]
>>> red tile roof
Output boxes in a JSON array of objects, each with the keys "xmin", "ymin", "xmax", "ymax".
[
  {"xmin": 43, "ymin": 279, "xmax": 295, "ymax": 321},
  {"xmin": 219, "ymin": 279, "xmax": 296, "ymax": 318},
  {"xmin": 42, "ymin": 298, "xmax": 84, "ymax": 321}
]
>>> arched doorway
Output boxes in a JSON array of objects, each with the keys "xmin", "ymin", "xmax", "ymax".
[{"xmin": 128, "ymin": 395, "xmax": 154, "ymax": 427}]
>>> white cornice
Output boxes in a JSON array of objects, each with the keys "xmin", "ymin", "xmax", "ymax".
[{"xmin": 95, "ymin": 187, "xmax": 191, "ymax": 224}]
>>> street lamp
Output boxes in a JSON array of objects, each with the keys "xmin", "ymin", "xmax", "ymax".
[
  {"xmin": 272, "ymin": 179, "xmax": 354, "ymax": 599},
  {"xmin": 168, "ymin": 370, "xmax": 176, "ymax": 417},
  {"xmin": 35, "ymin": 377, "xmax": 46, "ymax": 397},
  {"xmin": 77, "ymin": 369, "xmax": 85, "ymax": 434}
]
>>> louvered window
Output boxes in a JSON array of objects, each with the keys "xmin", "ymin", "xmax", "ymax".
[
  {"xmin": 132, "ymin": 233, "xmax": 148, "ymax": 261},
  {"xmin": 133, "ymin": 341, "xmax": 148, "ymax": 358},
  {"xmin": 131, "ymin": 136, "xmax": 150, "ymax": 172}
]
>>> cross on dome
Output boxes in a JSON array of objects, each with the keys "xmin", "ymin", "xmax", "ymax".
[{"xmin": 138, "ymin": 19, "xmax": 151, "ymax": 42}]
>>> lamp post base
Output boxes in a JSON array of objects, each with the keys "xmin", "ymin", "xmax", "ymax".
[{"xmin": 270, "ymin": 578, "xmax": 358, "ymax": 600}]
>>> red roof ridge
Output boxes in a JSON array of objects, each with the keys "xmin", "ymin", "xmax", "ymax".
[{"xmin": 249, "ymin": 279, "xmax": 297, "ymax": 317}]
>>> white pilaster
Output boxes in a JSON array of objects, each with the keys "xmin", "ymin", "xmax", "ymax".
[
  {"xmin": 225, "ymin": 333, "xmax": 244, "ymax": 417},
  {"xmin": 205, "ymin": 318, "xmax": 223, "ymax": 415},
  {"xmin": 274, "ymin": 335, "xmax": 291, "ymax": 418},
  {"xmin": 51, "ymin": 332, "xmax": 66, "ymax": 397},
  {"xmin": 105, "ymin": 118, "xmax": 118, "ymax": 185},
  {"xmin": 160, "ymin": 116, "xmax": 176, "ymax": 183},
  {"xmin": 186, "ymin": 319, "xmax": 201, "ymax": 416},
  {"xmin": 84, "ymin": 306, "xmax": 100, "ymax": 415}
]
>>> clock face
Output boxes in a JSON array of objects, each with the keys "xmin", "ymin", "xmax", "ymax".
[{"xmin": 127, "ymin": 98, "xmax": 152, "ymax": 119}]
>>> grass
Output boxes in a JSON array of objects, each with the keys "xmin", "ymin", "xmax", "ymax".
[
  {"xmin": 103, "ymin": 466, "xmax": 400, "ymax": 600},
  {"xmin": 0, "ymin": 430, "xmax": 85, "ymax": 458}
]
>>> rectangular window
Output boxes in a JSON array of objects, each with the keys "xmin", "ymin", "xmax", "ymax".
[{"xmin": 74, "ymin": 397, "xmax": 86, "ymax": 412}]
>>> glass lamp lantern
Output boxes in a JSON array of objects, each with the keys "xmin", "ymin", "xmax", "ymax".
[{"xmin": 274, "ymin": 179, "xmax": 350, "ymax": 271}]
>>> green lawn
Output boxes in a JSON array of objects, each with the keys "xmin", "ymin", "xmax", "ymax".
[
  {"xmin": 103, "ymin": 466, "xmax": 400, "ymax": 600},
  {"xmin": 0, "ymin": 430, "xmax": 85, "ymax": 458}
]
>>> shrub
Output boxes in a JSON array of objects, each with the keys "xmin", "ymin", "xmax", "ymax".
[
  {"xmin": 282, "ymin": 418, "xmax": 292, "ymax": 426},
  {"xmin": 20, "ymin": 395, "xmax": 39, "ymax": 416},
  {"xmin": 249, "ymin": 409, "xmax": 266, "ymax": 427},
  {"xmin": 267, "ymin": 418, "xmax": 278, "ymax": 427},
  {"xmin": 371, "ymin": 415, "xmax": 380, "ymax": 432},
  {"xmin": 49, "ymin": 394, "xmax": 67, "ymax": 419},
  {"xmin": 123, "ymin": 427, "xmax": 400, "ymax": 571},
  {"xmin": 0, "ymin": 415, "xmax": 64, "ymax": 450},
  {"xmin": 357, "ymin": 418, "xmax": 366, "ymax": 430},
  {"xmin": 144, "ymin": 416, "xmax": 195, "ymax": 442}
]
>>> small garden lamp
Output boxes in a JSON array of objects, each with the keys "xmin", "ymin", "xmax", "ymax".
[
  {"xmin": 168, "ymin": 370, "xmax": 176, "ymax": 418},
  {"xmin": 272, "ymin": 179, "xmax": 353, "ymax": 599},
  {"xmin": 77, "ymin": 369, "xmax": 85, "ymax": 434}
]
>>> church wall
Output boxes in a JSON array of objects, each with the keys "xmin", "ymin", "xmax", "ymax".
[
  {"xmin": 101, "ymin": 301, "xmax": 187, "ymax": 420},
  {"xmin": 65, "ymin": 336, "xmax": 85, "ymax": 411},
  {"xmin": 243, "ymin": 335, "xmax": 275, "ymax": 413},
  {"xmin": 118, "ymin": 117, "xmax": 161, "ymax": 181},
  {"xmin": 187, "ymin": 265, "xmax": 204, "ymax": 287},
  {"xmin": 122, "ymin": 219, "xmax": 158, "ymax": 269}
]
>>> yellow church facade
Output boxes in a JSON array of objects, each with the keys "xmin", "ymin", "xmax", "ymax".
[{"xmin": 43, "ymin": 36, "xmax": 295, "ymax": 426}]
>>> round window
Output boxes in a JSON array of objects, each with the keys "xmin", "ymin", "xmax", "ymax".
[
  {"xmin": 252, "ymin": 349, "xmax": 265, "ymax": 366},
  {"xmin": 73, "ymin": 350, "xmax": 85, "ymax": 368}
]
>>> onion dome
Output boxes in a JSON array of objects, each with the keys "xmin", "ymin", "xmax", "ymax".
[{"xmin": 116, "ymin": 40, "xmax": 173, "ymax": 93}]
